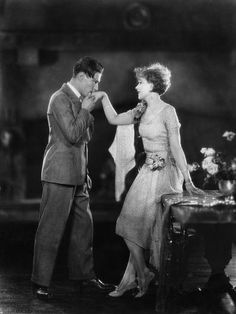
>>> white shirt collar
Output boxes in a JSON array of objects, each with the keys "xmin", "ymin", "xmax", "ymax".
[{"xmin": 67, "ymin": 82, "xmax": 81, "ymax": 99}]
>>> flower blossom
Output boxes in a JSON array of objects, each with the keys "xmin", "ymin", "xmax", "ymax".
[
  {"xmin": 222, "ymin": 131, "xmax": 236, "ymax": 141},
  {"xmin": 195, "ymin": 131, "xmax": 236, "ymax": 185},
  {"xmin": 231, "ymin": 158, "xmax": 236, "ymax": 171},
  {"xmin": 206, "ymin": 163, "xmax": 219, "ymax": 175},
  {"xmin": 134, "ymin": 101, "xmax": 147, "ymax": 121},
  {"xmin": 200, "ymin": 147, "xmax": 216, "ymax": 157},
  {"xmin": 188, "ymin": 162, "xmax": 200, "ymax": 172},
  {"xmin": 146, "ymin": 154, "xmax": 166, "ymax": 171}
]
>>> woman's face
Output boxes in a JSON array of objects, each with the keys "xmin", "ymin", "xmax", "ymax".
[{"xmin": 135, "ymin": 77, "xmax": 153, "ymax": 100}]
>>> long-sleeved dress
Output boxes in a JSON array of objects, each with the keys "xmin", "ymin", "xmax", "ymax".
[{"xmin": 115, "ymin": 103, "xmax": 183, "ymax": 268}]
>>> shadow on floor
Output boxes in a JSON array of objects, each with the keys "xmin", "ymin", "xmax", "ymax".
[{"xmin": 0, "ymin": 215, "xmax": 236, "ymax": 313}]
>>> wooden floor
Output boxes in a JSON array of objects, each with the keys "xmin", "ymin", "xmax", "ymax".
[{"xmin": 0, "ymin": 204, "xmax": 236, "ymax": 313}]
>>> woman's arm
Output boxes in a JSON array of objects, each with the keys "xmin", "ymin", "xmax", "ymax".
[
  {"xmin": 93, "ymin": 92, "xmax": 135, "ymax": 125},
  {"xmin": 164, "ymin": 105, "xmax": 203, "ymax": 194},
  {"xmin": 169, "ymin": 130, "xmax": 204, "ymax": 194}
]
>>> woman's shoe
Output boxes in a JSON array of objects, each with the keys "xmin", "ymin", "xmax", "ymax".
[
  {"xmin": 135, "ymin": 271, "xmax": 155, "ymax": 298},
  {"xmin": 108, "ymin": 281, "xmax": 137, "ymax": 297}
]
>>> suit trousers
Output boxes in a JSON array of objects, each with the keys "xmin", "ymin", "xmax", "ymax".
[{"xmin": 31, "ymin": 181, "xmax": 95, "ymax": 287}]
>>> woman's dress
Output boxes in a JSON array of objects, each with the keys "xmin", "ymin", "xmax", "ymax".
[{"xmin": 115, "ymin": 104, "xmax": 183, "ymax": 269}]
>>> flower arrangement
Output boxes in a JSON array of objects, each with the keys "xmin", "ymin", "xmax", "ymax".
[
  {"xmin": 146, "ymin": 154, "xmax": 166, "ymax": 171},
  {"xmin": 134, "ymin": 101, "xmax": 147, "ymax": 122},
  {"xmin": 189, "ymin": 131, "xmax": 236, "ymax": 186}
]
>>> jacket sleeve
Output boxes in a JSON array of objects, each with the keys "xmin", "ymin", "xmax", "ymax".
[{"xmin": 50, "ymin": 93, "xmax": 94, "ymax": 144}]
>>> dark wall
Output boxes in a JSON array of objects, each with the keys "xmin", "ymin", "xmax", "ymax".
[
  {"xmin": 2, "ymin": 51, "xmax": 236, "ymax": 198},
  {"xmin": 0, "ymin": 0, "xmax": 235, "ymax": 198}
]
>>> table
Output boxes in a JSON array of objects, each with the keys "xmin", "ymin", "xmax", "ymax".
[{"xmin": 156, "ymin": 191, "xmax": 236, "ymax": 312}]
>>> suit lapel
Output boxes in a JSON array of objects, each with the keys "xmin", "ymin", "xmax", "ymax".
[
  {"xmin": 60, "ymin": 83, "xmax": 82, "ymax": 117},
  {"xmin": 60, "ymin": 83, "xmax": 94, "ymax": 142}
]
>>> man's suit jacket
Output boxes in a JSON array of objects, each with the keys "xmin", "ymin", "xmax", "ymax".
[{"xmin": 41, "ymin": 83, "xmax": 94, "ymax": 185}]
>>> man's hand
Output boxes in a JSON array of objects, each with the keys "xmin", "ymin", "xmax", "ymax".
[
  {"xmin": 81, "ymin": 92, "xmax": 107, "ymax": 112},
  {"xmin": 81, "ymin": 94, "xmax": 97, "ymax": 112}
]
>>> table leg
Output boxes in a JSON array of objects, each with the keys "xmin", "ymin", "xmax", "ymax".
[{"xmin": 156, "ymin": 217, "xmax": 191, "ymax": 312}]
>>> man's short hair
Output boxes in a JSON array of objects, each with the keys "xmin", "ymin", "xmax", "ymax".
[{"xmin": 73, "ymin": 56, "xmax": 104, "ymax": 78}]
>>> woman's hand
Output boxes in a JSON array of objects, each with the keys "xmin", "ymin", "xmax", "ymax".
[
  {"xmin": 185, "ymin": 181, "xmax": 205, "ymax": 195},
  {"xmin": 90, "ymin": 91, "xmax": 107, "ymax": 103},
  {"xmin": 82, "ymin": 92, "xmax": 107, "ymax": 111}
]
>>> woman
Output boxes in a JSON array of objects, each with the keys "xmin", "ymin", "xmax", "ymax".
[{"xmin": 93, "ymin": 62, "xmax": 203, "ymax": 298}]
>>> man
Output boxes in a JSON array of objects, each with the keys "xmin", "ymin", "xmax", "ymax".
[{"xmin": 31, "ymin": 56, "xmax": 113, "ymax": 300}]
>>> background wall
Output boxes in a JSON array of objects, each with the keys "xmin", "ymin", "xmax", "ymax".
[{"xmin": 0, "ymin": 0, "xmax": 235, "ymax": 198}]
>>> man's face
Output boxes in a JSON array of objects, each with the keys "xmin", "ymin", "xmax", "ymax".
[{"xmin": 78, "ymin": 72, "xmax": 102, "ymax": 97}]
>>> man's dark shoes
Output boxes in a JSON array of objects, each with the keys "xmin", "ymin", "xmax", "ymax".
[
  {"xmin": 204, "ymin": 273, "xmax": 233, "ymax": 293},
  {"xmin": 32, "ymin": 283, "xmax": 52, "ymax": 300},
  {"xmin": 82, "ymin": 278, "xmax": 115, "ymax": 291}
]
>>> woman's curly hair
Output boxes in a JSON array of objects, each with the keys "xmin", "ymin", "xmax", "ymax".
[{"xmin": 134, "ymin": 62, "xmax": 171, "ymax": 95}]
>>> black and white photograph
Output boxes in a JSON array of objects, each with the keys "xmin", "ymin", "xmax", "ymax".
[{"xmin": 0, "ymin": 0, "xmax": 236, "ymax": 313}]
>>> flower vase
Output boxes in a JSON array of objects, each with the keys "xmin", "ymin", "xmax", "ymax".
[{"xmin": 218, "ymin": 180, "xmax": 236, "ymax": 204}]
